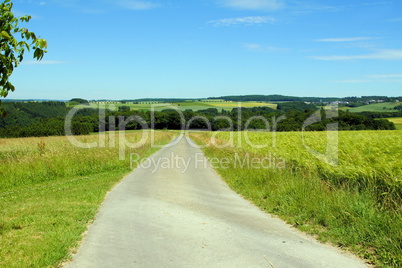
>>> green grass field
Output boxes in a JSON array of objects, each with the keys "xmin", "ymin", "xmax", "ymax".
[
  {"xmin": 189, "ymin": 130, "xmax": 402, "ymax": 267},
  {"xmin": 2, "ymin": 129, "xmax": 401, "ymax": 267},
  {"xmin": 340, "ymin": 102, "xmax": 400, "ymax": 113},
  {"xmin": 0, "ymin": 131, "xmax": 175, "ymax": 267},
  {"xmin": 386, "ymin": 117, "xmax": 402, "ymax": 130},
  {"xmin": 89, "ymin": 101, "xmax": 277, "ymax": 112}
]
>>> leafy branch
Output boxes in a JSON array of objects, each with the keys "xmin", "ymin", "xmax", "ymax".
[{"xmin": 0, "ymin": 0, "xmax": 47, "ymax": 114}]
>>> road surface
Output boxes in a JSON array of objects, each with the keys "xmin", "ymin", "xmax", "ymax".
[{"xmin": 66, "ymin": 135, "xmax": 367, "ymax": 268}]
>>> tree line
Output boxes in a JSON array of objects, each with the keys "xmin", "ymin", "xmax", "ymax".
[{"xmin": 0, "ymin": 101, "xmax": 396, "ymax": 138}]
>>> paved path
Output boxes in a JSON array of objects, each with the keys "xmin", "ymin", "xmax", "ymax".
[{"xmin": 67, "ymin": 135, "xmax": 367, "ymax": 268}]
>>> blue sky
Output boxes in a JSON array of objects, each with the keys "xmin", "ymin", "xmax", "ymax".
[{"xmin": 8, "ymin": 0, "xmax": 402, "ymax": 100}]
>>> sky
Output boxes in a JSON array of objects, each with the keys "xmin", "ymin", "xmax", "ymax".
[{"xmin": 7, "ymin": 0, "xmax": 402, "ymax": 100}]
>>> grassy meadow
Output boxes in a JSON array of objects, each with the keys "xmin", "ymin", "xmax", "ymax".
[
  {"xmin": 89, "ymin": 101, "xmax": 277, "ymax": 112},
  {"xmin": 0, "ymin": 131, "xmax": 175, "ymax": 267},
  {"xmin": 2, "ymin": 126, "xmax": 401, "ymax": 267},
  {"xmin": 340, "ymin": 102, "xmax": 400, "ymax": 113},
  {"xmin": 386, "ymin": 117, "xmax": 402, "ymax": 130},
  {"xmin": 189, "ymin": 130, "xmax": 402, "ymax": 267}
]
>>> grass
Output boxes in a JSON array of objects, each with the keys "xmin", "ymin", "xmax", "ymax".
[
  {"xmin": 88, "ymin": 102, "xmax": 174, "ymax": 111},
  {"xmin": 88, "ymin": 101, "xmax": 277, "ymax": 112},
  {"xmin": 189, "ymin": 130, "xmax": 402, "ymax": 267},
  {"xmin": 340, "ymin": 102, "xmax": 400, "ymax": 113},
  {"xmin": 386, "ymin": 117, "xmax": 402, "ymax": 130},
  {"xmin": 0, "ymin": 131, "xmax": 176, "ymax": 267}
]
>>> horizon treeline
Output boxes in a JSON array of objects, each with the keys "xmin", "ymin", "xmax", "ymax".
[{"xmin": 0, "ymin": 101, "xmax": 398, "ymax": 138}]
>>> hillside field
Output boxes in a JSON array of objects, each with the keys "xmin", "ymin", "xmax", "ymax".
[
  {"xmin": 386, "ymin": 117, "xmax": 402, "ymax": 130},
  {"xmin": 340, "ymin": 102, "xmax": 400, "ymax": 113},
  {"xmin": 89, "ymin": 101, "xmax": 277, "ymax": 112}
]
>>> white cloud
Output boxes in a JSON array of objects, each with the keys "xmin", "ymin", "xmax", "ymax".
[
  {"xmin": 115, "ymin": 1, "xmax": 160, "ymax": 10},
  {"xmin": 332, "ymin": 80, "xmax": 372, "ymax": 83},
  {"xmin": 367, "ymin": 74, "xmax": 402, "ymax": 79},
  {"xmin": 294, "ymin": 2, "xmax": 391, "ymax": 14},
  {"xmin": 312, "ymin": 49, "xmax": 402, "ymax": 61},
  {"xmin": 22, "ymin": 60, "xmax": 65, "ymax": 65},
  {"xmin": 220, "ymin": 0, "xmax": 284, "ymax": 11},
  {"xmin": 244, "ymin": 43, "xmax": 288, "ymax": 52},
  {"xmin": 244, "ymin": 43, "xmax": 262, "ymax": 50},
  {"xmin": 333, "ymin": 74, "xmax": 402, "ymax": 83},
  {"xmin": 208, "ymin": 16, "xmax": 276, "ymax": 27},
  {"xmin": 315, "ymin": 37, "xmax": 377, "ymax": 42}
]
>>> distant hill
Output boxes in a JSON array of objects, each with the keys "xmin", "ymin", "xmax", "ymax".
[
  {"xmin": 1, "ymin": 99, "xmax": 64, "ymax": 102},
  {"xmin": 3, "ymin": 95, "xmax": 402, "ymax": 104},
  {"xmin": 208, "ymin": 95, "xmax": 402, "ymax": 103},
  {"xmin": 207, "ymin": 95, "xmax": 340, "ymax": 102}
]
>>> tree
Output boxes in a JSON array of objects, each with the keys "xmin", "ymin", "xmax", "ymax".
[
  {"xmin": 70, "ymin": 98, "xmax": 90, "ymax": 106},
  {"xmin": 1, "ymin": 0, "xmax": 47, "ymax": 114}
]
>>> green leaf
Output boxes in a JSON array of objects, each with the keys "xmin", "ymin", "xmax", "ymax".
[
  {"xmin": 1, "ymin": 31, "xmax": 11, "ymax": 39},
  {"xmin": 37, "ymin": 39, "xmax": 47, "ymax": 49},
  {"xmin": 0, "ymin": 0, "xmax": 47, "ymax": 105}
]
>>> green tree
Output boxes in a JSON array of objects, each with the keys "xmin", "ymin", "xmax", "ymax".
[{"xmin": 1, "ymin": 0, "xmax": 47, "ymax": 113}]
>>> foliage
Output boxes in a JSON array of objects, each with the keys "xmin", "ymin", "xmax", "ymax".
[
  {"xmin": 357, "ymin": 110, "xmax": 402, "ymax": 119},
  {"xmin": 276, "ymin": 101, "xmax": 317, "ymax": 112},
  {"xmin": 0, "ymin": 102, "xmax": 100, "ymax": 137},
  {"xmin": 0, "ymin": 0, "xmax": 47, "ymax": 111},
  {"xmin": 0, "ymin": 101, "xmax": 397, "ymax": 138},
  {"xmin": 69, "ymin": 98, "xmax": 89, "ymax": 106},
  {"xmin": 386, "ymin": 118, "xmax": 402, "ymax": 130},
  {"xmin": 118, "ymin": 105, "xmax": 130, "ymax": 111}
]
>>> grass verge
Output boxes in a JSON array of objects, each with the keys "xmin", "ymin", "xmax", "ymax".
[
  {"xmin": 0, "ymin": 131, "xmax": 176, "ymax": 267},
  {"xmin": 189, "ymin": 131, "xmax": 402, "ymax": 267}
]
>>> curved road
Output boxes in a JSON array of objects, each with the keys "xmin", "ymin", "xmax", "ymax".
[{"xmin": 66, "ymin": 136, "xmax": 367, "ymax": 268}]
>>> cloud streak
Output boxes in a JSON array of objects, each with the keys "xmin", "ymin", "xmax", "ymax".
[
  {"xmin": 244, "ymin": 43, "xmax": 288, "ymax": 52},
  {"xmin": 332, "ymin": 80, "xmax": 372, "ymax": 83},
  {"xmin": 333, "ymin": 73, "xmax": 402, "ymax": 83},
  {"xmin": 115, "ymin": 0, "xmax": 160, "ymax": 10},
  {"xmin": 293, "ymin": 1, "xmax": 392, "ymax": 14},
  {"xmin": 367, "ymin": 74, "xmax": 402, "ymax": 79},
  {"xmin": 312, "ymin": 49, "xmax": 402, "ymax": 61},
  {"xmin": 315, "ymin": 37, "xmax": 377, "ymax": 42},
  {"xmin": 208, "ymin": 16, "xmax": 277, "ymax": 27},
  {"xmin": 220, "ymin": 0, "xmax": 284, "ymax": 11}
]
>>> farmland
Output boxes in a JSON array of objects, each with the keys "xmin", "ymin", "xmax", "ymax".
[
  {"xmin": 386, "ymin": 117, "xmax": 402, "ymax": 130},
  {"xmin": 88, "ymin": 101, "xmax": 277, "ymax": 112},
  {"xmin": 340, "ymin": 102, "xmax": 400, "ymax": 113},
  {"xmin": 0, "ymin": 131, "xmax": 175, "ymax": 267},
  {"xmin": 189, "ymin": 130, "xmax": 402, "ymax": 267},
  {"xmin": 1, "ymin": 126, "xmax": 401, "ymax": 267}
]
